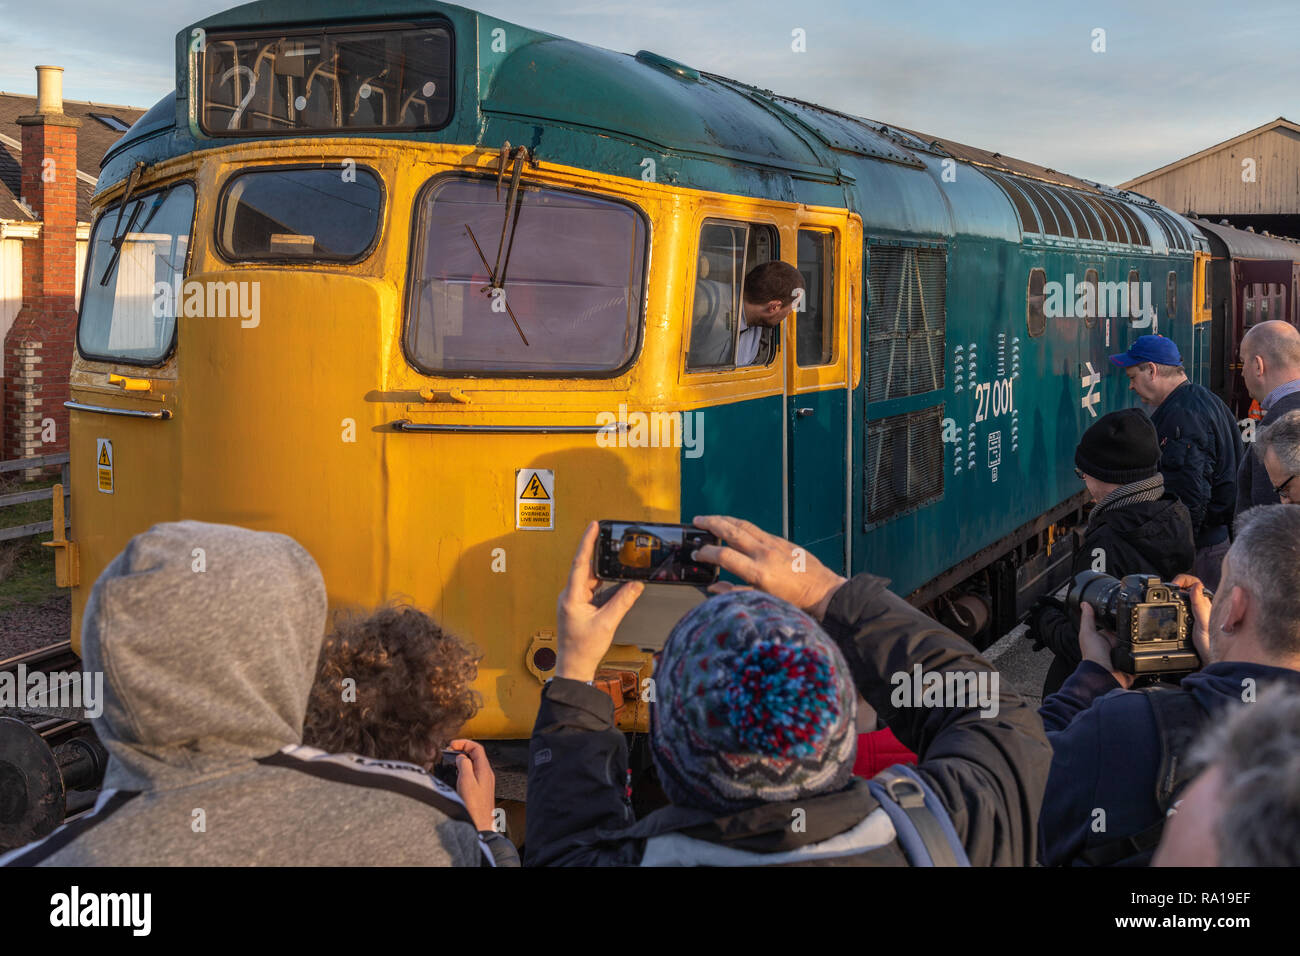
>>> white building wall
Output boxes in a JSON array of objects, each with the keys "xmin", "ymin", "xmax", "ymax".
[{"xmin": 0, "ymin": 234, "xmax": 88, "ymax": 378}]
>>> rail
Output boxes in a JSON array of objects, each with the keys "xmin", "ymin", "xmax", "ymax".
[{"xmin": 0, "ymin": 640, "xmax": 79, "ymax": 677}]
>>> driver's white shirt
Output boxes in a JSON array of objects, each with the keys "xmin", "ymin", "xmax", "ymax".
[{"xmin": 735, "ymin": 313, "xmax": 761, "ymax": 367}]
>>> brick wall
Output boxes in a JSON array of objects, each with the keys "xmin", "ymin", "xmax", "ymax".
[{"xmin": 3, "ymin": 109, "xmax": 81, "ymax": 463}]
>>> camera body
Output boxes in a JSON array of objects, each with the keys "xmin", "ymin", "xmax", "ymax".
[{"xmin": 1066, "ymin": 571, "xmax": 1203, "ymax": 676}]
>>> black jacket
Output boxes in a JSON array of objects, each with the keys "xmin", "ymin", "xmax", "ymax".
[
  {"xmin": 524, "ymin": 573, "xmax": 1051, "ymax": 867},
  {"xmin": 1032, "ymin": 492, "xmax": 1196, "ymax": 696},
  {"xmin": 1149, "ymin": 382, "xmax": 1243, "ymax": 547},
  {"xmin": 1237, "ymin": 388, "xmax": 1300, "ymax": 513},
  {"xmin": 1038, "ymin": 659, "xmax": 1300, "ymax": 866}
]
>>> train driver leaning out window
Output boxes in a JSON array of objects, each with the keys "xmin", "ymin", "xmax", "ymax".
[{"xmin": 734, "ymin": 261, "xmax": 805, "ymax": 366}]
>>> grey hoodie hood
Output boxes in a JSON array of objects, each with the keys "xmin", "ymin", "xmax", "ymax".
[{"xmin": 81, "ymin": 521, "xmax": 327, "ymax": 793}]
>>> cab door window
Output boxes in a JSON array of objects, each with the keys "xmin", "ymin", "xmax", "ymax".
[
  {"xmin": 796, "ymin": 230, "xmax": 835, "ymax": 367},
  {"xmin": 686, "ymin": 220, "xmax": 778, "ymax": 371}
]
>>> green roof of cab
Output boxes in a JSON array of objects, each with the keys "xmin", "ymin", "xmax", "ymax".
[{"xmin": 97, "ymin": 0, "xmax": 1022, "ymax": 243}]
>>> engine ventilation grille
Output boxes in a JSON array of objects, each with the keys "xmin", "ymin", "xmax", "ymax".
[
  {"xmin": 866, "ymin": 406, "xmax": 946, "ymax": 525},
  {"xmin": 866, "ymin": 243, "xmax": 947, "ymax": 403}
]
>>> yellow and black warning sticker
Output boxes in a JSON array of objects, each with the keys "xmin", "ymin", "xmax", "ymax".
[
  {"xmin": 96, "ymin": 438, "xmax": 114, "ymax": 495},
  {"xmin": 516, "ymin": 468, "xmax": 554, "ymax": 530}
]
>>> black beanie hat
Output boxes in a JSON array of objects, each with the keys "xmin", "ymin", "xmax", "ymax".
[{"xmin": 1075, "ymin": 408, "xmax": 1160, "ymax": 484}]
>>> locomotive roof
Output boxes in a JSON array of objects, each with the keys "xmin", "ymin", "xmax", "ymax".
[
  {"xmin": 147, "ymin": 0, "xmax": 1125, "ymax": 193},
  {"xmin": 96, "ymin": 0, "xmax": 1190, "ymax": 251}
]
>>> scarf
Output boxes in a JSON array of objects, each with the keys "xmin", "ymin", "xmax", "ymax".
[{"xmin": 1086, "ymin": 473, "xmax": 1166, "ymax": 532}]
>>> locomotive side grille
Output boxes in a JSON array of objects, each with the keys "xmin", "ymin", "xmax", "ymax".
[
  {"xmin": 866, "ymin": 244, "xmax": 947, "ymax": 402},
  {"xmin": 866, "ymin": 406, "xmax": 945, "ymax": 525}
]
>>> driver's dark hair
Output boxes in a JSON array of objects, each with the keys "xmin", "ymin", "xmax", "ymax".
[{"xmin": 743, "ymin": 260, "xmax": 805, "ymax": 306}]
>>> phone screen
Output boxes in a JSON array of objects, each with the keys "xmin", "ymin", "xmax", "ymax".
[{"xmin": 595, "ymin": 521, "xmax": 720, "ymax": 585}]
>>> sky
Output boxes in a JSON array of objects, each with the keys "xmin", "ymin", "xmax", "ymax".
[{"xmin": 1, "ymin": 0, "xmax": 1297, "ymax": 185}]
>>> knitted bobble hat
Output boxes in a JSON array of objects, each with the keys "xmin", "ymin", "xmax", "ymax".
[
  {"xmin": 1074, "ymin": 407, "xmax": 1161, "ymax": 484},
  {"xmin": 650, "ymin": 590, "xmax": 857, "ymax": 816}
]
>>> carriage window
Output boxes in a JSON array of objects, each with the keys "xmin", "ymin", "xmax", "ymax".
[
  {"xmin": 796, "ymin": 230, "xmax": 835, "ymax": 367},
  {"xmin": 200, "ymin": 23, "xmax": 453, "ymax": 133},
  {"xmin": 686, "ymin": 221, "xmax": 779, "ymax": 371},
  {"xmin": 217, "ymin": 166, "xmax": 382, "ymax": 261},
  {"xmin": 1166, "ymin": 271, "xmax": 1177, "ymax": 318},
  {"xmin": 77, "ymin": 183, "xmax": 195, "ymax": 365},
  {"xmin": 405, "ymin": 176, "xmax": 647, "ymax": 375},
  {"xmin": 1027, "ymin": 268, "xmax": 1046, "ymax": 337},
  {"xmin": 1083, "ymin": 268, "xmax": 1099, "ymax": 329}
]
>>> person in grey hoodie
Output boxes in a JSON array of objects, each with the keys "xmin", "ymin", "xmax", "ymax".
[{"xmin": 1, "ymin": 521, "xmax": 500, "ymax": 867}]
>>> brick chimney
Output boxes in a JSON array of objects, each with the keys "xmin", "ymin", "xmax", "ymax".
[{"xmin": 3, "ymin": 65, "xmax": 81, "ymax": 463}]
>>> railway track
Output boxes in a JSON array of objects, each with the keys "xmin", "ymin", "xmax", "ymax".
[{"xmin": 0, "ymin": 639, "xmax": 79, "ymax": 678}]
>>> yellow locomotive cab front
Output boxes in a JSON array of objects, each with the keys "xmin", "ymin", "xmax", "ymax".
[{"xmin": 66, "ymin": 143, "xmax": 721, "ymax": 739}]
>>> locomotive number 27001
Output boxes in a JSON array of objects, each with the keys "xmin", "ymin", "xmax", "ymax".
[{"xmin": 973, "ymin": 377, "xmax": 1015, "ymax": 423}]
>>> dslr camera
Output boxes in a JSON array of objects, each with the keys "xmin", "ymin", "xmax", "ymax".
[{"xmin": 1066, "ymin": 571, "xmax": 1204, "ymax": 677}]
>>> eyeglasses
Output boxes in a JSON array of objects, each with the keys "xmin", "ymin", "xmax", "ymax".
[
  {"xmin": 1274, "ymin": 474, "xmax": 1298, "ymax": 501},
  {"xmin": 1075, "ymin": 467, "xmax": 1087, "ymax": 481}
]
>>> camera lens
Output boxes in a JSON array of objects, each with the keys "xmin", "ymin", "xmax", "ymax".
[{"xmin": 1067, "ymin": 570, "xmax": 1122, "ymax": 632}]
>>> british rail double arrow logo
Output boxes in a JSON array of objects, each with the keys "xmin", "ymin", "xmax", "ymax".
[{"xmin": 1081, "ymin": 362, "xmax": 1101, "ymax": 418}]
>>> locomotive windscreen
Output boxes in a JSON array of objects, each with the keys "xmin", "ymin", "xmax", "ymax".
[{"xmin": 198, "ymin": 22, "xmax": 453, "ymax": 134}]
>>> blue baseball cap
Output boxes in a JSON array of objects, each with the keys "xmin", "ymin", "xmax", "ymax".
[{"xmin": 1109, "ymin": 334, "xmax": 1182, "ymax": 369}]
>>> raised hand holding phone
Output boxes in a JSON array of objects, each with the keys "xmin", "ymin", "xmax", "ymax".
[
  {"xmin": 555, "ymin": 521, "xmax": 645, "ymax": 682},
  {"xmin": 691, "ymin": 515, "xmax": 847, "ymax": 621}
]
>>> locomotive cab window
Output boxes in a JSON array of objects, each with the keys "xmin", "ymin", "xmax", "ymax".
[
  {"xmin": 1027, "ymin": 268, "xmax": 1046, "ymax": 337},
  {"xmin": 77, "ymin": 183, "xmax": 196, "ymax": 365},
  {"xmin": 686, "ymin": 220, "xmax": 779, "ymax": 371},
  {"xmin": 405, "ymin": 176, "xmax": 647, "ymax": 375},
  {"xmin": 796, "ymin": 230, "xmax": 835, "ymax": 367},
  {"xmin": 217, "ymin": 166, "xmax": 382, "ymax": 261}
]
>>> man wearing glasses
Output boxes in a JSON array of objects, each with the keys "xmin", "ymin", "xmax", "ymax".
[{"xmin": 1255, "ymin": 410, "xmax": 1300, "ymax": 505}]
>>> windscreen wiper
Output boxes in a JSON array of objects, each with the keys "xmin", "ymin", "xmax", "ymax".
[
  {"xmin": 98, "ymin": 161, "xmax": 149, "ymax": 287},
  {"xmin": 460, "ymin": 144, "xmax": 532, "ymax": 347},
  {"xmin": 490, "ymin": 146, "xmax": 526, "ymax": 288},
  {"xmin": 465, "ymin": 223, "xmax": 529, "ymax": 347}
]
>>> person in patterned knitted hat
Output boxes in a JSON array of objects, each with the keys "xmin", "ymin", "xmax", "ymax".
[
  {"xmin": 649, "ymin": 590, "xmax": 857, "ymax": 814},
  {"xmin": 1026, "ymin": 408, "xmax": 1196, "ymax": 696},
  {"xmin": 523, "ymin": 517, "xmax": 1052, "ymax": 867}
]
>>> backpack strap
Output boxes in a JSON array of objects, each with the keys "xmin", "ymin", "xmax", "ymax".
[
  {"xmin": 1148, "ymin": 686, "xmax": 1208, "ymax": 809},
  {"xmin": 866, "ymin": 765, "xmax": 970, "ymax": 867},
  {"xmin": 1078, "ymin": 686, "xmax": 1208, "ymax": 867}
]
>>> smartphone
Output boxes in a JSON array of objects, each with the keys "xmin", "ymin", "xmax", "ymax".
[{"xmin": 594, "ymin": 520, "xmax": 720, "ymax": 585}]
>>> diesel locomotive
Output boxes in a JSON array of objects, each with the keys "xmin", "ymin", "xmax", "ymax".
[{"xmin": 42, "ymin": 0, "xmax": 1298, "ymax": 751}]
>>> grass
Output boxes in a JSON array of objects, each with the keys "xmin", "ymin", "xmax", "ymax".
[{"xmin": 0, "ymin": 473, "xmax": 63, "ymax": 610}]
